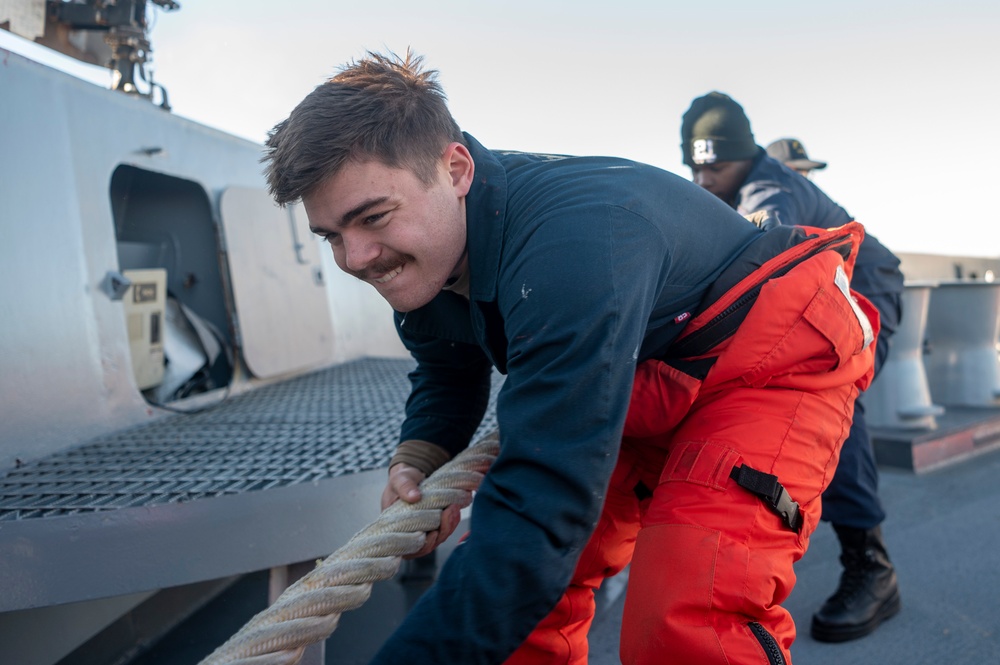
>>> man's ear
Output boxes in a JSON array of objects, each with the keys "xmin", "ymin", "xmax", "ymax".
[{"xmin": 443, "ymin": 142, "xmax": 475, "ymax": 197}]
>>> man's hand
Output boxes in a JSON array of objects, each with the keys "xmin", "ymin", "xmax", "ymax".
[
  {"xmin": 742, "ymin": 209, "xmax": 772, "ymax": 228},
  {"xmin": 382, "ymin": 462, "xmax": 465, "ymax": 559}
]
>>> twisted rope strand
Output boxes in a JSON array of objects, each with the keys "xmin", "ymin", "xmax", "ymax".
[{"xmin": 198, "ymin": 432, "xmax": 500, "ymax": 665}]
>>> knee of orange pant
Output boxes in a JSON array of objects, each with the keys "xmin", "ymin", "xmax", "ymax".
[
  {"xmin": 622, "ymin": 523, "xmax": 797, "ymax": 664},
  {"xmin": 505, "ymin": 587, "xmax": 595, "ymax": 665},
  {"xmin": 571, "ymin": 479, "xmax": 642, "ymax": 588},
  {"xmin": 622, "ymin": 523, "xmax": 725, "ymax": 662}
]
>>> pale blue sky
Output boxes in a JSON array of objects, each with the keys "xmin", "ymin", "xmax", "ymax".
[{"xmin": 4, "ymin": 0, "xmax": 998, "ymax": 257}]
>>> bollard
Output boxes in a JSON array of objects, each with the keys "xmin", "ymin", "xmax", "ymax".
[
  {"xmin": 924, "ymin": 281, "xmax": 1000, "ymax": 408},
  {"xmin": 861, "ymin": 284, "xmax": 944, "ymax": 429}
]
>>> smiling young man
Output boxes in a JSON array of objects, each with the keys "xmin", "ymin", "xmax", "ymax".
[
  {"xmin": 681, "ymin": 91, "xmax": 905, "ymax": 644},
  {"xmin": 264, "ymin": 52, "xmax": 878, "ymax": 664},
  {"xmin": 303, "ymin": 152, "xmax": 473, "ymax": 313}
]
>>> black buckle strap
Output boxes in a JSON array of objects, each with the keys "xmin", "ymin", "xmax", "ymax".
[
  {"xmin": 729, "ymin": 465, "xmax": 803, "ymax": 533},
  {"xmin": 664, "ymin": 355, "xmax": 718, "ymax": 381}
]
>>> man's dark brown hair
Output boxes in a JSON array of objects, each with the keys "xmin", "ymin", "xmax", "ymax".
[{"xmin": 263, "ymin": 50, "xmax": 465, "ymax": 205}]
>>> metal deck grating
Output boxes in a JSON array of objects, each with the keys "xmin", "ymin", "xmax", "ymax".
[{"xmin": 0, "ymin": 358, "xmax": 501, "ymax": 521}]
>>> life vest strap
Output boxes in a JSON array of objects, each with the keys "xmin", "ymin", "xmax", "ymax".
[{"xmin": 729, "ymin": 464, "xmax": 803, "ymax": 533}]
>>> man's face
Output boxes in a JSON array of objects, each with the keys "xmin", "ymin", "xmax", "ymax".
[
  {"xmin": 690, "ymin": 159, "xmax": 753, "ymax": 203},
  {"xmin": 303, "ymin": 143, "xmax": 474, "ymax": 312}
]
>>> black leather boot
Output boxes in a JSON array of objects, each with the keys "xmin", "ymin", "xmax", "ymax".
[{"xmin": 811, "ymin": 525, "xmax": 901, "ymax": 642}]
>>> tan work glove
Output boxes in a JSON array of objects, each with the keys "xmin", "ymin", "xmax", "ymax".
[
  {"xmin": 383, "ymin": 440, "xmax": 464, "ymax": 559},
  {"xmin": 742, "ymin": 210, "xmax": 772, "ymax": 228}
]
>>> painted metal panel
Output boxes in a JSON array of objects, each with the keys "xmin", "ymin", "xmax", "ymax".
[
  {"xmin": 220, "ymin": 187, "xmax": 335, "ymax": 378},
  {"xmin": 0, "ymin": 52, "xmax": 290, "ymax": 468},
  {"xmin": 925, "ymin": 282, "xmax": 1000, "ymax": 407}
]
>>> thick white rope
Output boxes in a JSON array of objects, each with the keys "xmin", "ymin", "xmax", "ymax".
[{"xmin": 198, "ymin": 432, "xmax": 500, "ymax": 665}]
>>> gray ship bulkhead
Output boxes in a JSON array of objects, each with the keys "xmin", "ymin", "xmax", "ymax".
[{"xmin": 1, "ymin": 49, "xmax": 460, "ymax": 664}]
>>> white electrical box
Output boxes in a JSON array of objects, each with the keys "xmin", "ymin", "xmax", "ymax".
[{"xmin": 123, "ymin": 269, "xmax": 167, "ymax": 390}]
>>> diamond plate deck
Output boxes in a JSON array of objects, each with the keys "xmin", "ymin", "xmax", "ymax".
[
  {"xmin": 0, "ymin": 358, "xmax": 501, "ymax": 521},
  {"xmin": 0, "ymin": 358, "xmax": 502, "ymax": 611}
]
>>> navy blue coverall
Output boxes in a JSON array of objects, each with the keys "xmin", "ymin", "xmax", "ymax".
[{"xmin": 374, "ymin": 134, "xmax": 767, "ymax": 663}]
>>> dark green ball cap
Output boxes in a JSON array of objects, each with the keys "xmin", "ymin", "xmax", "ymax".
[{"xmin": 681, "ymin": 91, "xmax": 759, "ymax": 167}]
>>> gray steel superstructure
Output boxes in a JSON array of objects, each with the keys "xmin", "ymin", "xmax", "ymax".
[{"xmin": 0, "ymin": 21, "xmax": 492, "ymax": 663}]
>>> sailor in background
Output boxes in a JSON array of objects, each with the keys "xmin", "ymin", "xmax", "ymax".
[
  {"xmin": 681, "ymin": 91, "xmax": 905, "ymax": 644},
  {"xmin": 766, "ymin": 137, "xmax": 828, "ymax": 178}
]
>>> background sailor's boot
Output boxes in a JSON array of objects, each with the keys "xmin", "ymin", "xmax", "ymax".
[{"xmin": 811, "ymin": 524, "xmax": 901, "ymax": 642}]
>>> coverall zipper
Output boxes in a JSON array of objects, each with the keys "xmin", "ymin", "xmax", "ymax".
[{"xmin": 748, "ymin": 621, "xmax": 786, "ymax": 665}]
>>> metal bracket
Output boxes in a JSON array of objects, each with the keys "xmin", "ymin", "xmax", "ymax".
[{"xmin": 101, "ymin": 270, "xmax": 133, "ymax": 301}]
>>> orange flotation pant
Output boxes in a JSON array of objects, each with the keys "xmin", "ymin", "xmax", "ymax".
[{"xmin": 506, "ymin": 222, "xmax": 878, "ymax": 665}]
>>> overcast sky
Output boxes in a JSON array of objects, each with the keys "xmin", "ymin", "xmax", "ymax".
[{"xmin": 3, "ymin": 0, "xmax": 998, "ymax": 257}]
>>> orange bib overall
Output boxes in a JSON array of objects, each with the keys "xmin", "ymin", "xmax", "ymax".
[{"xmin": 506, "ymin": 223, "xmax": 878, "ymax": 665}]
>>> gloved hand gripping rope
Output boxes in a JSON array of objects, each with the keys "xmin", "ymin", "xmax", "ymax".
[{"xmin": 198, "ymin": 432, "xmax": 500, "ymax": 665}]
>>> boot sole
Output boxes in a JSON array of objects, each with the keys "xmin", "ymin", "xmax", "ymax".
[{"xmin": 810, "ymin": 590, "xmax": 902, "ymax": 643}]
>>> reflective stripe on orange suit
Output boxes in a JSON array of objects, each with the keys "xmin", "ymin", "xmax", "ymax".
[{"xmin": 504, "ymin": 222, "xmax": 879, "ymax": 665}]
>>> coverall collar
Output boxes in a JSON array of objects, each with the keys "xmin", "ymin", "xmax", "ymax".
[{"xmin": 462, "ymin": 133, "xmax": 507, "ymax": 302}]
